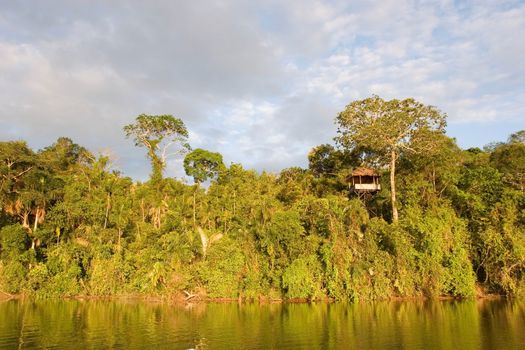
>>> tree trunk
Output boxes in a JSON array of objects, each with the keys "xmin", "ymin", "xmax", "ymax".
[
  {"xmin": 193, "ymin": 183, "xmax": 199, "ymax": 228},
  {"xmin": 233, "ymin": 191, "xmax": 236, "ymax": 217},
  {"xmin": 117, "ymin": 227, "xmax": 122, "ymax": 250},
  {"xmin": 156, "ymin": 207, "xmax": 161, "ymax": 229},
  {"xmin": 103, "ymin": 192, "xmax": 111, "ymax": 229},
  {"xmin": 22, "ymin": 212, "xmax": 30, "ymax": 230},
  {"xmin": 33, "ymin": 209, "xmax": 40, "ymax": 233},
  {"xmin": 390, "ymin": 149, "xmax": 399, "ymax": 223}
]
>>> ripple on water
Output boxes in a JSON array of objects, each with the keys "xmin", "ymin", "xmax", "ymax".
[{"xmin": 0, "ymin": 300, "xmax": 525, "ymax": 350}]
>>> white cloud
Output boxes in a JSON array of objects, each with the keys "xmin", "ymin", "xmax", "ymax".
[{"xmin": 1, "ymin": 0, "xmax": 524, "ymax": 179}]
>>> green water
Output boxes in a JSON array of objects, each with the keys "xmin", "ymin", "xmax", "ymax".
[{"xmin": 0, "ymin": 299, "xmax": 524, "ymax": 349}]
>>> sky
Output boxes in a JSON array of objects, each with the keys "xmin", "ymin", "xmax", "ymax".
[{"xmin": 0, "ymin": 0, "xmax": 524, "ymax": 180}]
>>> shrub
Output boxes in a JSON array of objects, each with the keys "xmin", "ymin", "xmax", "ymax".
[
  {"xmin": 0, "ymin": 224, "xmax": 29, "ymax": 257},
  {"xmin": 282, "ymin": 255, "xmax": 322, "ymax": 299},
  {"xmin": 198, "ymin": 238, "xmax": 245, "ymax": 298}
]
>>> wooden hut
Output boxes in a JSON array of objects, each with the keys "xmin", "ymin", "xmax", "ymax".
[{"xmin": 347, "ymin": 167, "xmax": 381, "ymax": 194}]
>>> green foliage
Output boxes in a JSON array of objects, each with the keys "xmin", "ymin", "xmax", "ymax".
[
  {"xmin": 471, "ymin": 194, "xmax": 525, "ymax": 295},
  {"xmin": 88, "ymin": 256, "xmax": 125, "ymax": 295},
  {"xmin": 183, "ymin": 148, "xmax": 224, "ymax": 184},
  {"xmin": 335, "ymin": 95, "xmax": 447, "ymax": 222},
  {"xmin": 25, "ymin": 263, "xmax": 50, "ymax": 293},
  {"xmin": 124, "ymin": 114, "xmax": 190, "ymax": 183},
  {"xmin": 282, "ymin": 255, "xmax": 322, "ymax": 299},
  {"xmin": 0, "ymin": 102, "xmax": 524, "ymax": 301},
  {"xmin": 490, "ymin": 141, "xmax": 525, "ymax": 191},
  {"xmin": 41, "ymin": 243, "xmax": 87, "ymax": 296},
  {"xmin": 0, "ymin": 224, "xmax": 29, "ymax": 257},
  {"xmin": 258, "ymin": 210, "xmax": 311, "ymax": 287},
  {"xmin": 308, "ymin": 144, "xmax": 358, "ymax": 178},
  {"xmin": 198, "ymin": 238, "xmax": 245, "ymax": 298},
  {"xmin": 509, "ymin": 130, "xmax": 525, "ymax": 144},
  {"xmin": 0, "ymin": 259, "xmax": 26, "ymax": 293},
  {"xmin": 401, "ymin": 206, "xmax": 476, "ymax": 297},
  {"xmin": 335, "ymin": 96, "xmax": 447, "ymax": 154}
]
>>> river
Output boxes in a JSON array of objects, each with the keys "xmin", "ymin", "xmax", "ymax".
[{"xmin": 1, "ymin": 299, "xmax": 524, "ymax": 349}]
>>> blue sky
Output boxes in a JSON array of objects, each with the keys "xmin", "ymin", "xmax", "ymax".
[{"xmin": 0, "ymin": 0, "xmax": 524, "ymax": 180}]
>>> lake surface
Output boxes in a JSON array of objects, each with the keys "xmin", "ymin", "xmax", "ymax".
[{"xmin": 0, "ymin": 299, "xmax": 524, "ymax": 349}]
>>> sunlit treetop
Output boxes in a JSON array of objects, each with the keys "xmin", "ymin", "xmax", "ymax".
[{"xmin": 124, "ymin": 114, "xmax": 190, "ymax": 183}]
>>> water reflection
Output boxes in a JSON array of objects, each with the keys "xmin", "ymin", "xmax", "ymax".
[{"xmin": 0, "ymin": 299, "xmax": 524, "ymax": 349}]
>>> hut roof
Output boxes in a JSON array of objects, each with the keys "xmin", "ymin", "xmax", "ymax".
[{"xmin": 351, "ymin": 167, "xmax": 379, "ymax": 177}]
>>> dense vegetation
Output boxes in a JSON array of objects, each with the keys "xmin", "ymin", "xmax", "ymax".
[{"xmin": 1, "ymin": 97, "xmax": 524, "ymax": 300}]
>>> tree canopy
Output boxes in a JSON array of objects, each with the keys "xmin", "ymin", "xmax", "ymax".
[
  {"xmin": 336, "ymin": 96, "xmax": 447, "ymax": 222},
  {"xmin": 183, "ymin": 148, "xmax": 225, "ymax": 184},
  {"xmin": 124, "ymin": 114, "xmax": 190, "ymax": 183},
  {"xmin": 1, "ymin": 102, "xmax": 524, "ymax": 301}
]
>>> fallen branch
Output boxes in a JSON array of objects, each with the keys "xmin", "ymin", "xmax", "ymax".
[
  {"xmin": 183, "ymin": 290, "xmax": 197, "ymax": 301},
  {"xmin": 0, "ymin": 290, "xmax": 15, "ymax": 299}
]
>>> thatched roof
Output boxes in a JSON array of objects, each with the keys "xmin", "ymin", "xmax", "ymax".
[{"xmin": 351, "ymin": 167, "xmax": 379, "ymax": 177}]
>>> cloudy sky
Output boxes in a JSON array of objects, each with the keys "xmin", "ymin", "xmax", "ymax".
[{"xmin": 1, "ymin": 0, "xmax": 524, "ymax": 180}]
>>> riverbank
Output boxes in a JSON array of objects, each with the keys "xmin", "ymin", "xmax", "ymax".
[{"xmin": 0, "ymin": 288, "xmax": 506, "ymax": 304}]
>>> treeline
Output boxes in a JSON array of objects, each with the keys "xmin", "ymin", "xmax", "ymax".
[{"xmin": 1, "ymin": 97, "xmax": 524, "ymax": 300}]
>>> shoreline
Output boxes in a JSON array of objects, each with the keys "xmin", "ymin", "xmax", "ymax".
[{"xmin": 0, "ymin": 291, "xmax": 506, "ymax": 304}]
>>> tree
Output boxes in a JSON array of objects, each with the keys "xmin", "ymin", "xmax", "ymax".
[
  {"xmin": 490, "ymin": 139, "xmax": 525, "ymax": 192},
  {"xmin": 184, "ymin": 148, "xmax": 225, "ymax": 228},
  {"xmin": 39, "ymin": 137, "xmax": 91, "ymax": 173},
  {"xmin": 398, "ymin": 133, "xmax": 462, "ymax": 207},
  {"xmin": 0, "ymin": 141, "xmax": 35, "ymax": 222},
  {"xmin": 183, "ymin": 148, "xmax": 225, "ymax": 184},
  {"xmin": 335, "ymin": 96, "xmax": 447, "ymax": 222},
  {"xmin": 509, "ymin": 130, "xmax": 525, "ymax": 144},
  {"xmin": 124, "ymin": 114, "xmax": 190, "ymax": 183}
]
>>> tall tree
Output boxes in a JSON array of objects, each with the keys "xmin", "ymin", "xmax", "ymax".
[
  {"xmin": 335, "ymin": 96, "xmax": 447, "ymax": 222},
  {"xmin": 0, "ymin": 141, "xmax": 36, "ymax": 227},
  {"xmin": 183, "ymin": 148, "xmax": 225, "ymax": 185},
  {"xmin": 490, "ymin": 135, "xmax": 525, "ymax": 192},
  {"xmin": 124, "ymin": 114, "xmax": 190, "ymax": 183},
  {"xmin": 509, "ymin": 130, "xmax": 525, "ymax": 145},
  {"xmin": 39, "ymin": 137, "xmax": 91, "ymax": 173},
  {"xmin": 184, "ymin": 148, "xmax": 224, "ymax": 227}
]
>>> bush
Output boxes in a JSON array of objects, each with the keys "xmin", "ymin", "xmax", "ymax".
[
  {"xmin": 0, "ymin": 259, "xmax": 27, "ymax": 293},
  {"xmin": 282, "ymin": 255, "xmax": 322, "ymax": 299},
  {"xmin": 0, "ymin": 224, "xmax": 29, "ymax": 257},
  {"xmin": 198, "ymin": 238, "xmax": 245, "ymax": 298},
  {"xmin": 24, "ymin": 263, "xmax": 50, "ymax": 293},
  {"xmin": 88, "ymin": 257, "xmax": 124, "ymax": 295}
]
